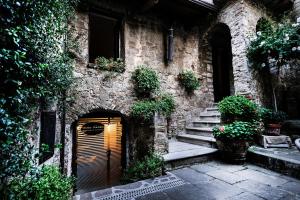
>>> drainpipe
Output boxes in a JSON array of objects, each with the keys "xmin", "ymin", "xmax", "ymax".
[{"xmin": 294, "ymin": 0, "xmax": 300, "ymax": 22}]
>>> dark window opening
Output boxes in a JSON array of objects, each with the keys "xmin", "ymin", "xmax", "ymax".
[
  {"xmin": 89, "ymin": 13, "xmax": 121, "ymax": 63},
  {"xmin": 39, "ymin": 111, "xmax": 56, "ymax": 164}
]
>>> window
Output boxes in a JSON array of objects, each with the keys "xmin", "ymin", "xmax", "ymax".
[
  {"xmin": 89, "ymin": 13, "xmax": 121, "ymax": 63},
  {"xmin": 39, "ymin": 111, "xmax": 56, "ymax": 164}
]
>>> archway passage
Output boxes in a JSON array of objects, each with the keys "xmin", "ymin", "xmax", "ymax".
[
  {"xmin": 75, "ymin": 115, "xmax": 124, "ymax": 194},
  {"xmin": 211, "ymin": 24, "xmax": 234, "ymax": 102}
]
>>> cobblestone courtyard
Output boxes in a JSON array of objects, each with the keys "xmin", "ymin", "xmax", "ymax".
[{"xmin": 74, "ymin": 161, "xmax": 300, "ymax": 200}]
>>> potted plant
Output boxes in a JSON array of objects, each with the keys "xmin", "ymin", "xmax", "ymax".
[
  {"xmin": 213, "ymin": 121, "xmax": 258, "ymax": 163},
  {"xmin": 260, "ymin": 108, "xmax": 288, "ymax": 135},
  {"xmin": 218, "ymin": 95, "xmax": 259, "ymax": 124},
  {"xmin": 177, "ymin": 70, "xmax": 200, "ymax": 94},
  {"xmin": 214, "ymin": 95, "xmax": 260, "ymax": 163}
]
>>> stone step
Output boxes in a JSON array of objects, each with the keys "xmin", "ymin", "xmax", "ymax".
[
  {"xmin": 163, "ymin": 142, "xmax": 218, "ymax": 170},
  {"xmin": 177, "ymin": 134, "xmax": 217, "ymax": 148},
  {"xmin": 199, "ymin": 112, "xmax": 221, "ymax": 121},
  {"xmin": 206, "ymin": 107, "xmax": 219, "ymax": 112},
  {"xmin": 192, "ymin": 120, "xmax": 220, "ymax": 128},
  {"xmin": 186, "ymin": 127, "xmax": 214, "ymax": 137},
  {"xmin": 247, "ymin": 146, "xmax": 300, "ymax": 179}
]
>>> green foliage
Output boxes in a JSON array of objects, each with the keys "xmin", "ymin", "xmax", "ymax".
[
  {"xmin": 131, "ymin": 100, "xmax": 157, "ymax": 122},
  {"xmin": 247, "ymin": 16, "xmax": 300, "ymax": 70},
  {"xmin": 94, "ymin": 56, "xmax": 125, "ymax": 73},
  {"xmin": 178, "ymin": 70, "xmax": 200, "ymax": 93},
  {"xmin": 218, "ymin": 95, "xmax": 259, "ymax": 123},
  {"xmin": 132, "ymin": 66, "xmax": 160, "ymax": 97},
  {"xmin": 0, "ymin": 0, "xmax": 77, "ymax": 197},
  {"xmin": 131, "ymin": 94, "xmax": 175, "ymax": 121},
  {"xmin": 213, "ymin": 121, "xmax": 259, "ymax": 141},
  {"xmin": 259, "ymin": 108, "xmax": 288, "ymax": 124},
  {"xmin": 10, "ymin": 165, "xmax": 75, "ymax": 200},
  {"xmin": 156, "ymin": 94, "xmax": 176, "ymax": 118},
  {"xmin": 122, "ymin": 153, "xmax": 164, "ymax": 183}
]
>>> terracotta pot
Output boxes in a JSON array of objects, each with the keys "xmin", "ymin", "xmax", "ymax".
[
  {"xmin": 216, "ymin": 140, "xmax": 250, "ymax": 164},
  {"xmin": 265, "ymin": 123, "xmax": 281, "ymax": 136}
]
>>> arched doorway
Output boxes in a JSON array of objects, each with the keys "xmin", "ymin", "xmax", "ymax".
[
  {"xmin": 73, "ymin": 110, "xmax": 127, "ymax": 194},
  {"xmin": 210, "ymin": 23, "xmax": 234, "ymax": 102}
]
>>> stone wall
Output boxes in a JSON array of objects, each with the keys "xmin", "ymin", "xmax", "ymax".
[
  {"xmin": 216, "ymin": 0, "xmax": 268, "ymax": 104},
  {"xmin": 124, "ymin": 17, "xmax": 214, "ymax": 134},
  {"xmin": 62, "ymin": 0, "xmax": 279, "ymax": 175},
  {"xmin": 62, "ymin": 10, "xmax": 215, "ymax": 174}
]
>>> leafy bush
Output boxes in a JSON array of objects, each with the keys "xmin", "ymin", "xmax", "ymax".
[
  {"xmin": 247, "ymin": 16, "xmax": 300, "ymax": 70},
  {"xmin": 156, "ymin": 94, "xmax": 176, "ymax": 118},
  {"xmin": 259, "ymin": 108, "xmax": 288, "ymax": 124},
  {"xmin": 0, "ymin": 0, "xmax": 77, "ymax": 197},
  {"xmin": 131, "ymin": 100, "xmax": 157, "ymax": 122},
  {"xmin": 218, "ymin": 95, "xmax": 259, "ymax": 123},
  {"xmin": 122, "ymin": 153, "xmax": 164, "ymax": 183},
  {"xmin": 213, "ymin": 121, "xmax": 258, "ymax": 141},
  {"xmin": 94, "ymin": 57, "xmax": 125, "ymax": 73},
  {"xmin": 10, "ymin": 165, "xmax": 75, "ymax": 200},
  {"xmin": 131, "ymin": 94, "xmax": 175, "ymax": 121},
  {"xmin": 132, "ymin": 66, "xmax": 160, "ymax": 97},
  {"xmin": 178, "ymin": 70, "xmax": 200, "ymax": 93}
]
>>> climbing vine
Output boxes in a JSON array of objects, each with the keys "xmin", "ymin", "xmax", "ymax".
[{"xmin": 0, "ymin": 0, "xmax": 77, "ymax": 198}]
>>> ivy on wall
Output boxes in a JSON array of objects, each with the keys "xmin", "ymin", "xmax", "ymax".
[{"xmin": 0, "ymin": 0, "xmax": 77, "ymax": 198}]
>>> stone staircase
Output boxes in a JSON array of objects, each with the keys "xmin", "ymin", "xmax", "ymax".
[
  {"xmin": 164, "ymin": 105, "xmax": 221, "ymax": 170},
  {"xmin": 177, "ymin": 105, "xmax": 220, "ymax": 148}
]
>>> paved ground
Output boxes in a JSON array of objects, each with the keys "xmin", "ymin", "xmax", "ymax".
[
  {"xmin": 137, "ymin": 161, "xmax": 300, "ymax": 200},
  {"xmin": 74, "ymin": 161, "xmax": 300, "ymax": 200}
]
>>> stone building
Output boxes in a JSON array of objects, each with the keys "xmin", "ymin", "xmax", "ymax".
[{"xmin": 36, "ymin": 0, "xmax": 298, "ymax": 194}]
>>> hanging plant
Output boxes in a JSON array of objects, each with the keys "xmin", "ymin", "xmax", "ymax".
[
  {"xmin": 132, "ymin": 66, "xmax": 160, "ymax": 97},
  {"xmin": 178, "ymin": 70, "xmax": 200, "ymax": 93}
]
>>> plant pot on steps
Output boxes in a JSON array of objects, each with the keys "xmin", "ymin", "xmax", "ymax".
[
  {"xmin": 216, "ymin": 139, "xmax": 250, "ymax": 164},
  {"xmin": 265, "ymin": 123, "xmax": 281, "ymax": 136}
]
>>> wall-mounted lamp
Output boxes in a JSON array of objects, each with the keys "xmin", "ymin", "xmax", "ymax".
[{"xmin": 166, "ymin": 27, "xmax": 174, "ymax": 64}]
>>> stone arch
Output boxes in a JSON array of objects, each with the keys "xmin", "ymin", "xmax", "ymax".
[{"xmin": 70, "ymin": 107, "xmax": 131, "ymax": 192}]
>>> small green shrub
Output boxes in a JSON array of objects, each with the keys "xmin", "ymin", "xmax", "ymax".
[
  {"xmin": 131, "ymin": 100, "xmax": 157, "ymax": 122},
  {"xmin": 132, "ymin": 66, "xmax": 160, "ymax": 97},
  {"xmin": 178, "ymin": 70, "xmax": 200, "ymax": 93},
  {"xmin": 259, "ymin": 108, "xmax": 288, "ymax": 124},
  {"xmin": 156, "ymin": 94, "xmax": 176, "ymax": 118},
  {"xmin": 131, "ymin": 94, "xmax": 175, "ymax": 121},
  {"xmin": 213, "ymin": 121, "xmax": 258, "ymax": 141},
  {"xmin": 218, "ymin": 95, "xmax": 259, "ymax": 123},
  {"xmin": 10, "ymin": 165, "xmax": 75, "ymax": 200},
  {"xmin": 94, "ymin": 57, "xmax": 125, "ymax": 73},
  {"xmin": 122, "ymin": 153, "xmax": 164, "ymax": 183}
]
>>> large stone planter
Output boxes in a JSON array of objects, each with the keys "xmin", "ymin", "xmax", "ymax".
[{"xmin": 216, "ymin": 139, "xmax": 250, "ymax": 164}]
